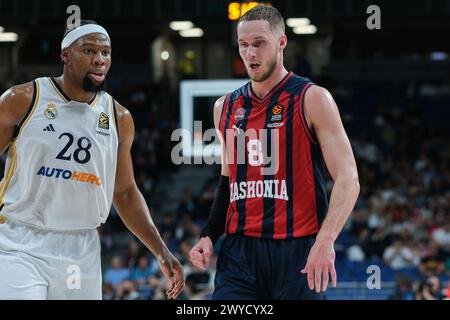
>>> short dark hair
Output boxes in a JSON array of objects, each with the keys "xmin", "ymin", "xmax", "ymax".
[
  {"xmin": 238, "ymin": 5, "xmax": 285, "ymax": 35},
  {"xmin": 63, "ymin": 19, "xmax": 98, "ymax": 38}
]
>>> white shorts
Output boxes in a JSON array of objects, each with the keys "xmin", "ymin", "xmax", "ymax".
[{"xmin": 0, "ymin": 216, "xmax": 102, "ymax": 300}]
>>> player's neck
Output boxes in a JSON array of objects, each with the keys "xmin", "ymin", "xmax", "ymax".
[
  {"xmin": 251, "ymin": 66, "xmax": 289, "ymax": 100},
  {"xmin": 56, "ymin": 74, "xmax": 96, "ymax": 103}
]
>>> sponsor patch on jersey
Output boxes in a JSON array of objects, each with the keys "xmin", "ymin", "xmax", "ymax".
[
  {"xmin": 43, "ymin": 124, "xmax": 56, "ymax": 132},
  {"xmin": 36, "ymin": 166, "xmax": 102, "ymax": 186},
  {"xmin": 267, "ymin": 122, "xmax": 285, "ymax": 128},
  {"xmin": 235, "ymin": 107, "xmax": 245, "ymax": 120},
  {"xmin": 44, "ymin": 103, "xmax": 58, "ymax": 120},
  {"xmin": 229, "ymin": 179, "xmax": 289, "ymax": 203},
  {"xmin": 98, "ymin": 112, "xmax": 110, "ymax": 130}
]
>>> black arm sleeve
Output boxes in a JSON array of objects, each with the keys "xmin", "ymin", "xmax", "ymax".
[{"xmin": 200, "ymin": 175, "xmax": 230, "ymax": 245}]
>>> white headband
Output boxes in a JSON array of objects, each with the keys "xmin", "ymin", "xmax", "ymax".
[{"xmin": 61, "ymin": 24, "xmax": 110, "ymax": 50}]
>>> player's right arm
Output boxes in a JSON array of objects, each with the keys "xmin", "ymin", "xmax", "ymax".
[
  {"xmin": 0, "ymin": 82, "xmax": 34, "ymax": 155},
  {"xmin": 189, "ymin": 95, "xmax": 230, "ymax": 270},
  {"xmin": 215, "ymin": 97, "xmax": 230, "ymax": 178}
]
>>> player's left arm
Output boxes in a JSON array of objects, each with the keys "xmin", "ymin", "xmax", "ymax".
[
  {"xmin": 112, "ymin": 102, "xmax": 184, "ymax": 299},
  {"xmin": 300, "ymin": 85, "xmax": 360, "ymax": 293}
]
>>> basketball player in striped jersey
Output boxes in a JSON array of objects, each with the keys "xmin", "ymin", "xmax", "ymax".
[
  {"xmin": 0, "ymin": 21, "xmax": 184, "ymax": 299},
  {"xmin": 190, "ymin": 6, "xmax": 360, "ymax": 299}
]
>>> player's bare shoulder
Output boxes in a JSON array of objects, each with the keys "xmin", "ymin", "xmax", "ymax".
[
  {"xmin": 213, "ymin": 95, "xmax": 227, "ymax": 128},
  {"xmin": 0, "ymin": 81, "xmax": 35, "ymax": 125},
  {"xmin": 113, "ymin": 100, "xmax": 131, "ymax": 122},
  {"xmin": 304, "ymin": 84, "xmax": 339, "ymax": 126},
  {"xmin": 214, "ymin": 95, "xmax": 227, "ymax": 112},
  {"xmin": 112, "ymin": 100, "xmax": 134, "ymax": 144},
  {"xmin": 304, "ymin": 85, "xmax": 336, "ymax": 113}
]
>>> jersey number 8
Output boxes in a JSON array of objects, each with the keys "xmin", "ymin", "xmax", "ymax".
[{"xmin": 248, "ymin": 139, "xmax": 264, "ymax": 166}]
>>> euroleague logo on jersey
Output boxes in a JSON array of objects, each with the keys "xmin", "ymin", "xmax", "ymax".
[
  {"xmin": 44, "ymin": 103, "xmax": 58, "ymax": 120},
  {"xmin": 98, "ymin": 112, "xmax": 109, "ymax": 130},
  {"xmin": 97, "ymin": 112, "xmax": 110, "ymax": 136},
  {"xmin": 268, "ymin": 104, "xmax": 285, "ymax": 128},
  {"xmin": 272, "ymin": 104, "xmax": 283, "ymax": 115}
]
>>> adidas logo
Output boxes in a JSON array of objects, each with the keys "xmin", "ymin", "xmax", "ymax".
[{"xmin": 43, "ymin": 124, "xmax": 55, "ymax": 132}]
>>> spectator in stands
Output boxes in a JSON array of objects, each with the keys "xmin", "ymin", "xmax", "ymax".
[
  {"xmin": 197, "ymin": 181, "xmax": 216, "ymax": 222},
  {"xmin": 159, "ymin": 212, "xmax": 177, "ymax": 237},
  {"xmin": 432, "ymin": 223, "xmax": 450, "ymax": 251},
  {"xmin": 104, "ymin": 256, "xmax": 130, "ymax": 288},
  {"xmin": 346, "ymin": 228, "xmax": 369, "ymax": 263},
  {"xmin": 124, "ymin": 239, "xmax": 142, "ymax": 269},
  {"xmin": 151, "ymin": 273, "xmax": 172, "ymax": 300},
  {"xmin": 427, "ymin": 276, "xmax": 446, "ymax": 300},
  {"xmin": 383, "ymin": 238, "xmax": 417, "ymax": 270},
  {"xmin": 443, "ymin": 280, "xmax": 450, "ymax": 299},
  {"xmin": 184, "ymin": 271, "xmax": 211, "ymax": 300},
  {"xmin": 177, "ymin": 187, "xmax": 198, "ymax": 219},
  {"xmin": 176, "ymin": 240, "xmax": 193, "ymax": 266},
  {"xmin": 413, "ymin": 279, "xmax": 436, "ymax": 300},
  {"xmin": 102, "ymin": 282, "xmax": 114, "ymax": 300},
  {"xmin": 389, "ymin": 276, "xmax": 414, "ymax": 300},
  {"xmin": 368, "ymin": 226, "xmax": 391, "ymax": 259},
  {"xmin": 115, "ymin": 280, "xmax": 142, "ymax": 300},
  {"xmin": 130, "ymin": 255, "xmax": 157, "ymax": 285},
  {"xmin": 175, "ymin": 214, "xmax": 200, "ymax": 242},
  {"xmin": 419, "ymin": 240, "xmax": 446, "ymax": 277}
]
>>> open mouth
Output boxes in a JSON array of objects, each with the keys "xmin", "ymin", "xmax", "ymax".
[
  {"xmin": 250, "ymin": 63, "xmax": 261, "ymax": 70},
  {"xmin": 89, "ymin": 72, "xmax": 105, "ymax": 82}
]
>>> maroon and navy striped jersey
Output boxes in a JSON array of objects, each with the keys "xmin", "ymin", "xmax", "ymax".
[{"xmin": 219, "ymin": 72, "xmax": 328, "ymax": 239}]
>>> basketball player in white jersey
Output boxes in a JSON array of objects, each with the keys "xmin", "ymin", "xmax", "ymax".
[{"xmin": 0, "ymin": 21, "xmax": 184, "ymax": 299}]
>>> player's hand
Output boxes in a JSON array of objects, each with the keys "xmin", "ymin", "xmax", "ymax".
[
  {"xmin": 189, "ymin": 236, "xmax": 213, "ymax": 270},
  {"xmin": 158, "ymin": 252, "xmax": 185, "ymax": 299},
  {"xmin": 301, "ymin": 235, "xmax": 337, "ymax": 293}
]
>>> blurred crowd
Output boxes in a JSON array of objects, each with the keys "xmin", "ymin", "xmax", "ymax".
[{"xmin": 330, "ymin": 80, "xmax": 450, "ymax": 299}]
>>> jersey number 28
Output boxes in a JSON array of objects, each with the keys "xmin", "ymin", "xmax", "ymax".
[{"xmin": 56, "ymin": 133, "xmax": 92, "ymax": 164}]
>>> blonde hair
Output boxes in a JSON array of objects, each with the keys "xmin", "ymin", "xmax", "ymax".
[{"xmin": 239, "ymin": 5, "xmax": 285, "ymax": 36}]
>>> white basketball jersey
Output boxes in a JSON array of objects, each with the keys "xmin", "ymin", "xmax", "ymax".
[{"xmin": 0, "ymin": 77, "xmax": 119, "ymax": 230}]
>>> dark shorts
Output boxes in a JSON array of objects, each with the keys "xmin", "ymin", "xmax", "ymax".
[{"xmin": 213, "ymin": 234, "xmax": 324, "ymax": 300}]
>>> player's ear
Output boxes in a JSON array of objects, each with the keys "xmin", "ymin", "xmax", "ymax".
[
  {"xmin": 279, "ymin": 34, "xmax": 287, "ymax": 51},
  {"xmin": 61, "ymin": 48, "xmax": 69, "ymax": 65}
]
